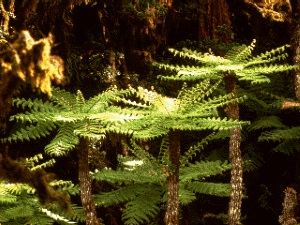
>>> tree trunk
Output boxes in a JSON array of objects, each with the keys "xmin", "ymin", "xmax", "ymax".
[
  {"xmin": 78, "ymin": 137, "xmax": 100, "ymax": 225},
  {"xmin": 164, "ymin": 131, "xmax": 181, "ymax": 225},
  {"xmin": 278, "ymin": 187, "xmax": 298, "ymax": 225},
  {"xmin": 224, "ymin": 74, "xmax": 243, "ymax": 225},
  {"xmin": 292, "ymin": 1, "xmax": 300, "ymax": 101},
  {"xmin": 198, "ymin": 0, "xmax": 231, "ymax": 43}
]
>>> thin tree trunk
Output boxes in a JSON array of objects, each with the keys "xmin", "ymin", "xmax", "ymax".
[
  {"xmin": 292, "ymin": 2, "xmax": 300, "ymax": 102},
  {"xmin": 78, "ymin": 137, "xmax": 100, "ymax": 225},
  {"xmin": 224, "ymin": 74, "xmax": 243, "ymax": 225},
  {"xmin": 164, "ymin": 131, "xmax": 181, "ymax": 225}
]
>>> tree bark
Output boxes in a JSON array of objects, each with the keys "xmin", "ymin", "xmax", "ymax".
[
  {"xmin": 292, "ymin": 1, "xmax": 300, "ymax": 101},
  {"xmin": 198, "ymin": 0, "xmax": 231, "ymax": 43},
  {"xmin": 224, "ymin": 74, "xmax": 243, "ymax": 225},
  {"xmin": 164, "ymin": 131, "xmax": 181, "ymax": 225},
  {"xmin": 78, "ymin": 137, "xmax": 100, "ymax": 225},
  {"xmin": 278, "ymin": 187, "xmax": 298, "ymax": 225}
]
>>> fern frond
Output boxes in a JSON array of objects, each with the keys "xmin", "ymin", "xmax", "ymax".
[
  {"xmin": 225, "ymin": 42, "xmax": 254, "ymax": 63},
  {"xmin": 180, "ymin": 160, "xmax": 231, "ymax": 183},
  {"xmin": 169, "ymin": 117, "xmax": 248, "ymax": 131},
  {"xmin": 170, "ymin": 48, "xmax": 230, "ymax": 65},
  {"xmin": 52, "ymin": 88, "xmax": 77, "ymax": 111},
  {"xmin": 95, "ymin": 183, "xmax": 160, "ymax": 206},
  {"xmin": 50, "ymin": 180, "xmax": 80, "ymax": 195},
  {"xmin": 44, "ymin": 123, "xmax": 79, "ymax": 156},
  {"xmin": 12, "ymin": 98, "xmax": 58, "ymax": 112},
  {"xmin": 156, "ymin": 40, "xmax": 294, "ymax": 85},
  {"xmin": 249, "ymin": 116, "xmax": 288, "ymax": 132},
  {"xmin": 92, "ymin": 167, "xmax": 165, "ymax": 185},
  {"xmin": 184, "ymin": 182, "xmax": 230, "ymax": 197},
  {"xmin": 2, "ymin": 120, "xmax": 57, "ymax": 143},
  {"xmin": 2, "ymin": 183, "xmax": 36, "ymax": 195},
  {"xmin": 271, "ymin": 139, "xmax": 300, "ymax": 155},
  {"xmin": 179, "ymin": 187, "xmax": 196, "ymax": 205},
  {"xmin": 181, "ymin": 132, "xmax": 218, "ymax": 165},
  {"xmin": 245, "ymin": 44, "xmax": 290, "ymax": 67},
  {"xmin": 31, "ymin": 159, "xmax": 56, "ymax": 170},
  {"xmin": 40, "ymin": 208, "xmax": 77, "ymax": 224},
  {"xmin": 122, "ymin": 186, "xmax": 162, "ymax": 225},
  {"xmin": 259, "ymin": 126, "xmax": 300, "ymax": 142}
]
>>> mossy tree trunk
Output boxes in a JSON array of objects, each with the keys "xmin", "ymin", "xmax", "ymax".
[
  {"xmin": 290, "ymin": 3, "xmax": 300, "ymax": 221},
  {"xmin": 223, "ymin": 74, "xmax": 243, "ymax": 225},
  {"xmin": 292, "ymin": 1, "xmax": 300, "ymax": 101},
  {"xmin": 78, "ymin": 137, "xmax": 100, "ymax": 225},
  {"xmin": 164, "ymin": 130, "xmax": 181, "ymax": 225}
]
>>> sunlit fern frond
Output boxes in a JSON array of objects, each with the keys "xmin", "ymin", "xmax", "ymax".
[{"xmin": 44, "ymin": 123, "xmax": 79, "ymax": 157}]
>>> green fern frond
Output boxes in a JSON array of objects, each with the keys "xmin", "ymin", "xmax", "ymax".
[
  {"xmin": 2, "ymin": 121, "xmax": 57, "ymax": 143},
  {"xmin": 259, "ymin": 126, "xmax": 300, "ymax": 142},
  {"xmin": 76, "ymin": 90, "xmax": 86, "ymax": 111},
  {"xmin": 170, "ymin": 48, "xmax": 230, "ymax": 65},
  {"xmin": 92, "ymin": 167, "xmax": 165, "ymax": 185},
  {"xmin": 169, "ymin": 117, "xmax": 248, "ymax": 131},
  {"xmin": 52, "ymin": 88, "xmax": 77, "ymax": 111},
  {"xmin": 225, "ymin": 41, "xmax": 255, "ymax": 63},
  {"xmin": 2, "ymin": 183, "xmax": 36, "ymax": 195},
  {"xmin": 44, "ymin": 123, "xmax": 79, "ymax": 157},
  {"xmin": 184, "ymin": 182, "xmax": 230, "ymax": 197},
  {"xmin": 95, "ymin": 183, "xmax": 161, "ymax": 207},
  {"xmin": 249, "ymin": 116, "xmax": 288, "ymax": 132},
  {"xmin": 181, "ymin": 132, "xmax": 218, "ymax": 165},
  {"xmin": 158, "ymin": 136, "xmax": 171, "ymax": 166},
  {"xmin": 271, "ymin": 139, "xmax": 300, "ymax": 155},
  {"xmin": 0, "ymin": 184, "xmax": 17, "ymax": 204},
  {"xmin": 180, "ymin": 160, "xmax": 231, "ymax": 183},
  {"xmin": 50, "ymin": 180, "xmax": 80, "ymax": 195},
  {"xmin": 245, "ymin": 44, "xmax": 290, "ymax": 67},
  {"xmin": 40, "ymin": 208, "xmax": 78, "ymax": 224},
  {"xmin": 179, "ymin": 187, "xmax": 197, "ymax": 205},
  {"xmin": 12, "ymin": 98, "xmax": 58, "ymax": 112},
  {"xmin": 31, "ymin": 159, "xmax": 56, "ymax": 170},
  {"xmin": 156, "ymin": 40, "xmax": 294, "ymax": 84},
  {"xmin": 122, "ymin": 186, "xmax": 162, "ymax": 225}
]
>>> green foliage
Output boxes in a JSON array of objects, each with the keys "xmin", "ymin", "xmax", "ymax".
[
  {"xmin": 1, "ymin": 86, "xmax": 153, "ymax": 156},
  {"xmin": 0, "ymin": 153, "xmax": 84, "ymax": 224},
  {"xmin": 91, "ymin": 78, "xmax": 241, "ymax": 224},
  {"xmin": 93, "ymin": 153, "xmax": 231, "ymax": 225},
  {"xmin": 155, "ymin": 40, "xmax": 295, "ymax": 83},
  {"xmin": 120, "ymin": 79, "xmax": 248, "ymax": 141}
]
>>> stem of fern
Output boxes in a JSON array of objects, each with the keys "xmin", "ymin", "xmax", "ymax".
[
  {"xmin": 164, "ymin": 130, "xmax": 181, "ymax": 225},
  {"xmin": 78, "ymin": 137, "xmax": 100, "ymax": 225},
  {"xmin": 224, "ymin": 74, "xmax": 243, "ymax": 225}
]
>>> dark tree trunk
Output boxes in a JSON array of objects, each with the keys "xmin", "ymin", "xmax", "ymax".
[
  {"xmin": 164, "ymin": 131, "xmax": 181, "ymax": 225},
  {"xmin": 198, "ymin": 0, "xmax": 232, "ymax": 43},
  {"xmin": 78, "ymin": 137, "xmax": 100, "ymax": 225},
  {"xmin": 224, "ymin": 74, "xmax": 243, "ymax": 225}
]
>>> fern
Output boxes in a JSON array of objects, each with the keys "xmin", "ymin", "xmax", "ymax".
[
  {"xmin": 180, "ymin": 160, "xmax": 231, "ymax": 183},
  {"xmin": 249, "ymin": 116, "xmax": 288, "ymax": 132},
  {"xmin": 259, "ymin": 126, "xmax": 300, "ymax": 142},
  {"xmin": 155, "ymin": 40, "xmax": 294, "ymax": 83},
  {"xmin": 121, "ymin": 186, "xmax": 162, "ymax": 225},
  {"xmin": 184, "ymin": 182, "xmax": 230, "ymax": 197},
  {"xmin": 93, "ymin": 140, "xmax": 232, "ymax": 225}
]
